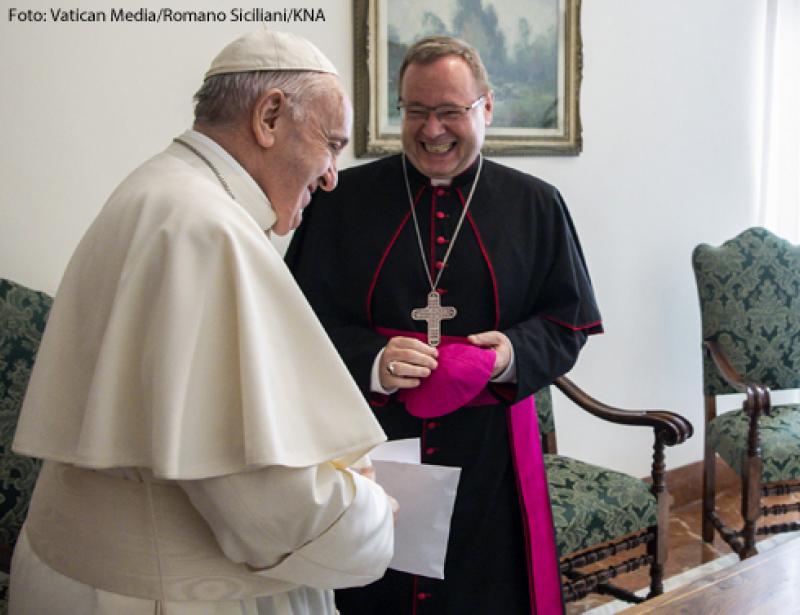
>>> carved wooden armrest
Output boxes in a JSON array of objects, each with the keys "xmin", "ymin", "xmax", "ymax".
[
  {"xmin": 704, "ymin": 340, "xmax": 771, "ymax": 417},
  {"xmin": 554, "ymin": 376, "xmax": 693, "ymax": 447}
]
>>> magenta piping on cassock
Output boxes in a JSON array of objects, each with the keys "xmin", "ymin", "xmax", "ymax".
[
  {"xmin": 366, "ymin": 183, "xmax": 425, "ymax": 328},
  {"xmin": 541, "ymin": 314, "xmax": 604, "ymax": 334},
  {"xmin": 366, "ymin": 209, "xmax": 411, "ymax": 330},
  {"xmin": 463, "ymin": 206, "xmax": 500, "ymax": 330},
  {"xmin": 365, "ymin": 182, "xmax": 500, "ymax": 330},
  {"xmin": 429, "ymin": 189, "xmax": 437, "ymax": 281}
]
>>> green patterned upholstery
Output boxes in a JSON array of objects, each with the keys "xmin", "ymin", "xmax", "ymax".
[
  {"xmin": 545, "ymin": 454, "xmax": 657, "ymax": 556},
  {"xmin": 707, "ymin": 403, "xmax": 800, "ymax": 482},
  {"xmin": 693, "ymin": 228, "xmax": 800, "ymax": 557},
  {"xmin": 532, "ymin": 380, "xmax": 688, "ymax": 600},
  {"xmin": 535, "ymin": 386, "xmax": 554, "ymax": 438},
  {"xmin": 692, "ymin": 227, "xmax": 800, "ymax": 397},
  {"xmin": 0, "ymin": 279, "xmax": 51, "ymax": 548},
  {"xmin": 693, "ymin": 227, "xmax": 800, "ymax": 478},
  {"xmin": 536, "ymin": 387, "xmax": 657, "ymax": 557}
]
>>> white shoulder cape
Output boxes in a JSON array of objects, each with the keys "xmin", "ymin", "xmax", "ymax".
[{"xmin": 14, "ymin": 131, "xmax": 385, "ymax": 479}]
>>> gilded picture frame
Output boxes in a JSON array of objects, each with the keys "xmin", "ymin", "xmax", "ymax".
[{"xmin": 353, "ymin": 0, "xmax": 583, "ymax": 157}]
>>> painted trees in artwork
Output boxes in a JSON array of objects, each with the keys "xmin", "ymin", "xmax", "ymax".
[{"xmin": 387, "ymin": 0, "xmax": 559, "ymax": 129}]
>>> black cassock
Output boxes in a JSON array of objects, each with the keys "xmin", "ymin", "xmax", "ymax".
[{"xmin": 286, "ymin": 155, "xmax": 602, "ymax": 615}]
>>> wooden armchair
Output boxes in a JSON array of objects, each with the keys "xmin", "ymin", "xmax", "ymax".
[
  {"xmin": 692, "ymin": 227, "xmax": 800, "ymax": 559},
  {"xmin": 0, "ymin": 278, "xmax": 52, "ymax": 604},
  {"xmin": 534, "ymin": 378, "xmax": 693, "ymax": 604}
]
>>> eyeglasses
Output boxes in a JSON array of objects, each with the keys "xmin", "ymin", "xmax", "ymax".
[{"xmin": 397, "ymin": 96, "xmax": 486, "ymax": 123}]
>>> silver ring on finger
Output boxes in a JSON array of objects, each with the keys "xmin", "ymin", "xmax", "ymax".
[{"xmin": 387, "ymin": 361, "xmax": 398, "ymax": 376}]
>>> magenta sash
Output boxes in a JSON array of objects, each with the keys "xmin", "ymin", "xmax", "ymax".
[{"xmin": 376, "ymin": 328, "xmax": 564, "ymax": 614}]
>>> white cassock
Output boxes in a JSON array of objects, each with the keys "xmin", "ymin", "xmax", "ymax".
[{"xmin": 10, "ymin": 130, "xmax": 394, "ymax": 615}]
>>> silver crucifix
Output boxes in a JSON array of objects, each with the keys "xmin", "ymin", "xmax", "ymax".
[{"xmin": 411, "ymin": 291, "xmax": 457, "ymax": 347}]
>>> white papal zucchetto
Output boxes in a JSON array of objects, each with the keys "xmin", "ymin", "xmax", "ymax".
[{"xmin": 205, "ymin": 29, "xmax": 338, "ymax": 79}]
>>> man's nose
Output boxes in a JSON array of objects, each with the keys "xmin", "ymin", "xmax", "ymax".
[
  {"xmin": 318, "ymin": 164, "xmax": 338, "ymax": 192},
  {"xmin": 421, "ymin": 113, "xmax": 447, "ymax": 137}
]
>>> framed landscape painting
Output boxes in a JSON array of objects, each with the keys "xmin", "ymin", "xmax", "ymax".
[{"xmin": 353, "ymin": 0, "xmax": 583, "ymax": 157}]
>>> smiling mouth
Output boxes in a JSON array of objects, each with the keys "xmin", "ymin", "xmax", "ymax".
[{"xmin": 423, "ymin": 142, "xmax": 455, "ymax": 154}]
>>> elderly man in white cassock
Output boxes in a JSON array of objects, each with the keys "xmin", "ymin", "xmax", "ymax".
[{"xmin": 8, "ymin": 30, "xmax": 396, "ymax": 615}]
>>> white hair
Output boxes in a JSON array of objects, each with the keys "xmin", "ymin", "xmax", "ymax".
[{"xmin": 193, "ymin": 70, "xmax": 335, "ymax": 126}]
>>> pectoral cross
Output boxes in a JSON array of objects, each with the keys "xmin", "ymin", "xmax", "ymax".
[{"xmin": 411, "ymin": 291, "xmax": 457, "ymax": 347}]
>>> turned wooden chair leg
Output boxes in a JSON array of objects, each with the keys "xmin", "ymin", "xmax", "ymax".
[
  {"xmin": 702, "ymin": 445, "xmax": 716, "ymax": 543},
  {"xmin": 543, "ymin": 431, "xmax": 557, "ymax": 455},
  {"xmin": 648, "ymin": 437, "xmax": 668, "ymax": 597},
  {"xmin": 741, "ymin": 453, "xmax": 762, "ymax": 558},
  {"xmin": 702, "ymin": 395, "xmax": 717, "ymax": 543},
  {"xmin": 646, "ymin": 524, "xmax": 664, "ymax": 598}
]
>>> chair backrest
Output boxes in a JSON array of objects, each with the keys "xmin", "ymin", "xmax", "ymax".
[
  {"xmin": 0, "ymin": 278, "xmax": 52, "ymax": 545},
  {"xmin": 692, "ymin": 227, "xmax": 800, "ymax": 396}
]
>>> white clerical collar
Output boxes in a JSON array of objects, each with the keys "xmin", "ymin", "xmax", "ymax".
[
  {"xmin": 430, "ymin": 178, "xmax": 453, "ymax": 186},
  {"xmin": 172, "ymin": 129, "xmax": 278, "ymax": 232}
]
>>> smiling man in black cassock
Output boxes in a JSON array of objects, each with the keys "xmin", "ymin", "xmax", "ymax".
[{"xmin": 286, "ymin": 36, "xmax": 602, "ymax": 615}]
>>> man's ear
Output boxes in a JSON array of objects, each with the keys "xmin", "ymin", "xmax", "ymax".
[
  {"xmin": 252, "ymin": 89, "xmax": 286, "ymax": 149},
  {"xmin": 483, "ymin": 90, "xmax": 494, "ymax": 127}
]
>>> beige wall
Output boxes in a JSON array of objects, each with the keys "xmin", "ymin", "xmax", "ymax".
[{"xmin": 0, "ymin": 0, "xmax": 765, "ymax": 476}]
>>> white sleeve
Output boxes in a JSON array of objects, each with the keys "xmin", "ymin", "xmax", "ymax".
[
  {"xmin": 490, "ymin": 344, "xmax": 517, "ymax": 383},
  {"xmin": 370, "ymin": 347, "xmax": 398, "ymax": 394},
  {"xmin": 179, "ymin": 463, "xmax": 394, "ymax": 589}
]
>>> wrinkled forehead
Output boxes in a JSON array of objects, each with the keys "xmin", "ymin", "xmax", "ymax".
[
  {"xmin": 325, "ymin": 78, "xmax": 352, "ymax": 127},
  {"xmin": 309, "ymin": 76, "xmax": 352, "ymax": 136}
]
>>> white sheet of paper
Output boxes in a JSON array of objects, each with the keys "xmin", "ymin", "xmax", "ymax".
[
  {"xmin": 370, "ymin": 437, "xmax": 421, "ymax": 464},
  {"xmin": 371, "ymin": 439, "xmax": 460, "ymax": 579}
]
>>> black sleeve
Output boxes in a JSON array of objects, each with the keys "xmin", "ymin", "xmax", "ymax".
[{"xmin": 502, "ymin": 189, "xmax": 602, "ymax": 401}]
